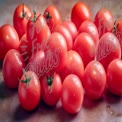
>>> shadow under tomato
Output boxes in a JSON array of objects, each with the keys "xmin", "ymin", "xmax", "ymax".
[
  {"xmin": 104, "ymin": 89, "xmax": 122, "ymax": 104},
  {"xmin": 0, "ymin": 81, "xmax": 17, "ymax": 100},
  {"xmin": 0, "ymin": 60, "xmax": 3, "ymax": 69},
  {"xmin": 83, "ymin": 94, "xmax": 103, "ymax": 109},
  {"xmin": 38, "ymin": 100, "xmax": 77, "ymax": 122},
  {"xmin": 13, "ymin": 103, "xmax": 39, "ymax": 121},
  {"xmin": 55, "ymin": 106, "xmax": 77, "ymax": 122},
  {"xmin": 53, "ymin": 100, "xmax": 77, "ymax": 122}
]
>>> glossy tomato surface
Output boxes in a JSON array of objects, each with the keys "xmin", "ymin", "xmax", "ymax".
[
  {"xmin": 83, "ymin": 60, "xmax": 106, "ymax": 100},
  {"xmin": 96, "ymin": 32, "xmax": 121, "ymax": 70},
  {"xmin": 71, "ymin": 2, "xmax": 92, "ymax": 30},
  {"xmin": 3, "ymin": 49, "xmax": 25, "ymax": 88},
  {"xmin": 0, "ymin": 24, "xmax": 20, "ymax": 60},
  {"xmin": 18, "ymin": 71, "xmax": 41, "ymax": 111},
  {"xmin": 13, "ymin": 3, "xmax": 32, "ymax": 39},
  {"xmin": 41, "ymin": 73, "xmax": 62, "ymax": 106},
  {"xmin": 61, "ymin": 74, "xmax": 84, "ymax": 114},
  {"xmin": 43, "ymin": 5, "xmax": 62, "ymax": 33},
  {"xmin": 107, "ymin": 59, "xmax": 122, "ymax": 95}
]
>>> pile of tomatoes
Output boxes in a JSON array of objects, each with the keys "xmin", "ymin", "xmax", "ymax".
[{"xmin": 0, "ymin": 2, "xmax": 122, "ymax": 114}]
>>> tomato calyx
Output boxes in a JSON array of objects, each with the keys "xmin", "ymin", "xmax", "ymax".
[
  {"xmin": 46, "ymin": 76, "xmax": 53, "ymax": 86},
  {"xmin": 30, "ymin": 10, "xmax": 40, "ymax": 22},
  {"xmin": 20, "ymin": 69, "xmax": 31, "ymax": 84},
  {"xmin": 46, "ymin": 75, "xmax": 53, "ymax": 92},
  {"xmin": 45, "ymin": 12, "xmax": 52, "ymax": 20},
  {"xmin": 113, "ymin": 20, "xmax": 119, "ymax": 33},
  {"xmin": 20, "ymin": 3, "xmax": 26, "ymax": 18}
]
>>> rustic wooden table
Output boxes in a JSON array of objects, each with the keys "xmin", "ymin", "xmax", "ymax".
[{"xmin": 0, "ymin": 0, "xmax": 122, "ymax": 122}]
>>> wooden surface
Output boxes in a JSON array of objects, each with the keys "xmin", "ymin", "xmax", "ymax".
[{"xmin": 0, "ymin": 0, "xmax": 122, "ymax": 122}]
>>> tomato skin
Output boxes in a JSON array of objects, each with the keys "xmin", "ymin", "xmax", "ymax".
[
  {"xmin": 61, "ymin": 74, "xmax": 84, "ymax": 114},
  {"xmin": 13, "ymin": 4, "xmax": 32, "ymax": 39},
  {"xmin": 73, "ymin": 32, "xmax": 96, "ymax": 68},
  {"xmin": 41, "ymin": 73, "xmax": 62, "ymax": 106},
  {"xmin": 43, "ymin": 5, "xmax": 62, "ymax": 33},
  {"xmin": 26, "ymin": 50, "xmax": 45, "ymax": 78},
  {"xmin": 78, "ymin": 20, "xmax": 99, "ymax": 44},
  {"xmin": 18, "ymin": 71, "xmax": 41, "ymax": 111},
  {"xmin": 60, "ymin": 50, "xmax": 84, "ymax": 81},
  {"xmin": 3, "ymin": 49, "xmax": 25, "ymax": 88},
  {"xmin": 62, "ymin": 21, "xmax": 77, "ymax": 42},
  {"xmin": 114, "ymin": 20, "xmax": 122, "ymax": 57},
  {"xmin": 0, "ymin": 24, "xmax": 20, "ymax": 60},
  {"xmin": 96, "ymin": 32, "xmax": 121, "ymax": 70},
  {"xmin": 53, "ymin": 24, "xmax": 73, "ymax": 50},
  {"xmin": 27, "ymin": 13, "xmax": 51, "ymax": 52},
  {"xmin": 107, "ymin": 59, "xmax": 122, "ymax": 95},
  {"xmin": 94, "ymin": 8, "xmax": 114, "ymax": 38},
  {"xmin": 71, "ymin": 2, "xmax": 92, "ymax": 30},
  {"xmin": 46, "ymin": 32, "xmax": 67, "ymax": 73},
  {"xmin": 83, "ymin": 60, "xmax": 106, "ymax": 100},
  {"xmin": 19, "ymin": 34, "xmax": 32, "ymax": 63}
]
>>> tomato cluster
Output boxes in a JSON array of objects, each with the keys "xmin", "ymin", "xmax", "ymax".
[{"xmin": 0, "ymin": 2, "xmax": 122, "ymax": 114}]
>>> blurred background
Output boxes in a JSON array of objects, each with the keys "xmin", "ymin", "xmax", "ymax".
[{"xmin": 0, "ymin": 0, "xmax": 122, "ymax": 26}]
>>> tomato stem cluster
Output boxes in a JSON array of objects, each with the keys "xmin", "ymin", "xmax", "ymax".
[
  {"xmin": 20, "ymin": 69, "xmax": 31, "ymax": 84},
  {"xmin": 21, "ymin": 3, "xmax": 26, "ymax": 18}
]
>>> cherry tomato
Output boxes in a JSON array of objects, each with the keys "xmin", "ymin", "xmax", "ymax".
[
  {"xmin": 94, "ymin": 8, "xmax": 114, "ymax": 38},
  {"xmin": 19, "ymin": 34, "xmax": 32, "ymax": 63},
  {"xmin": 71, "ymin": 2, "xmax": 92, "ymax": 30},
  {"xmin": 113, "ymin": 20, "xmax": 122, "ymax": 57},
  {"xmin": 62, "ymin": 20, "xmax": 77, "ymax": 42},
  {"xmin": 78, "ymin": 20, "xmax": 99, "ymax": 44},
  {"xmin": 46, "ymin": 32, "xmax": 67, "ymax": 73},
  {"xmin": 27, "ymin": 12, "xmax": 51, "ymax": 52},
  {"xmin": 41, "ymin": 73, "xmax": 62, "ymax": 106},
  {"xmin": 26, "ymin": 50, "xmax": 45, "ymax": 79},
  {"xmin": 61, "ymin": 74, "xmax": 84, "ymax": 114},
  {"xmin": 96, "ymin": 32, "xmax": 121, "ymax": 70},
  {"xmin": 13, "ymin": 3, "xmax": 32, "ymax": 39},
  {"xmin": 43, "ymin": 5, "xmax": 62, "ymax": 33},
  {"xmin": 73, "ymin": 32, "xmax": 96, "ymax": 67},
  {"xmin": 18, "ymin": 71, "xmax": 41, "ymax": 111},
  {"xmin": 60, "ymin": 50, "xmax": 84, "ymax": 82},
  {"xmin": 0, "ymin": 24, "xmax": 20, "ymax": 60},
  {"xmin": 53, "ymin": 24, "xmax": 73, "ymax": 50},
  {"xmin": 107, "ymin": 59, "xmax": 122, "ymax": 95},
  {"xmin": 83, "ymin": 60, "xmax": 106, "ymax": 100},
  {"xmin": 3, "ymin": 49, "xmax": 25, "ymax": 88}
]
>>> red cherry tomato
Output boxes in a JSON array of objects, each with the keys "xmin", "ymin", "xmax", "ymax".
[
  {"xmin": 96, "ymin": 32, "xmax": 121, "ymax": 70},
  {"xmin": 107, "ymin": 59, "xmax": 122, "ymax": 95},
  {"xmin": 41, "ymin": 73, "xmax": 62, "ymax": 106},
  {"xmin": 19, "ymin": 34, "xmax": 32, "ymax": 63},
  {"xmin": 94, "ymin": 8, "xmax": 114, "ymax": 38},
  {"xmin": 46, "ymin": 32, "xmax": 67, "ymax": 73},
  {"xmin": 61, "ymin": 74, "xmax": 84, "ymax": 114},
  {"xmin": 18, "ymin": 71, "xmax": 41, "ymax": 111},
  {"xmin": 62, "ymin": 20, "xmax": 77, "ymax": 42},
  {"xmin": 0, "ymin": 24, "xmax": 20, "ymax": 60},
  {"xmin": 71, "ymin": 2, "xmax": 92, "ymax": 30},
  {"xmin": 60, "ymin": 50, "xmax": 84, "ymax": 81},
  {"xmin": 43, "ymin": 5, "xmax": 62, "ymax": 33},
  {"xmin": 78, "ymin": 20, "xmax": 99, "ymax": 44},
  {"xmin": 13, "ymin": 3, "xmax": 32, "ymax": 39},
  {"xmin": 3, "ymin": 49, "xmax": 25, "ymax": 88},
  {"xmin": 53, "ymin": 24, "xmax": 73, "ymax": 50},
  {"xmin": 73, "ymin": 32, "xmax": 96, "ymax": 67},
  {"xmin": 27, "ymin": 12, "xmax": 51, "ymax": 52},
  {"xmin": 113, "ymin": 20, "xmax": 122, "ymax": 57},
  {"xmin": 83, "ymin": 60, "xmax": 106, "ymax": 100}
]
